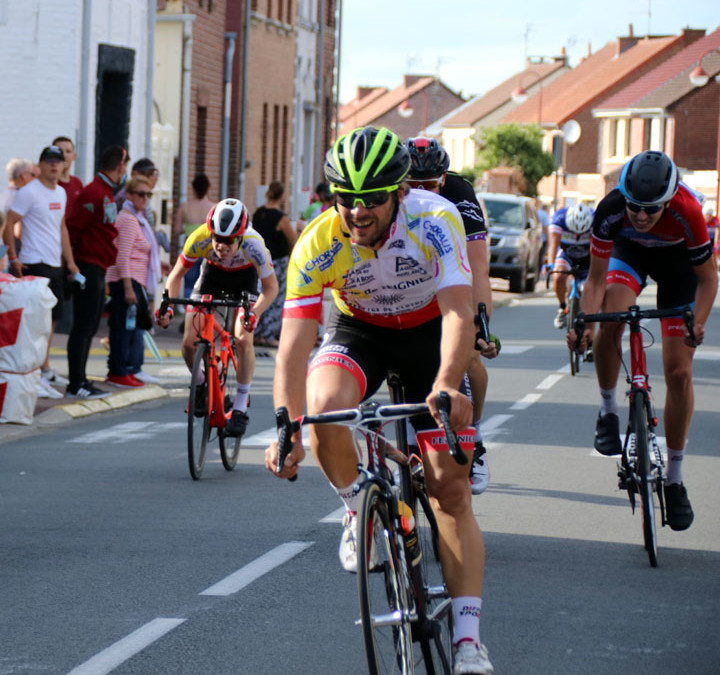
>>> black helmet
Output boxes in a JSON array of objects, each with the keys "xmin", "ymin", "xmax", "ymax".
[
  {"xmin": 324, "ymin": 126, "xmax": 410, "ymax": 193},
  {"xmin": 618, "ymin": 151, "xmax": 679, "ymax": 206},
  {"xmin": 405, "ymin": 137, "xmax": 450, "ymax": 179}
]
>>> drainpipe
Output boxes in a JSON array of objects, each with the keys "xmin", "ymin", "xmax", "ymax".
[
  {"xmin": 157, "ymin": 14, "xmax": 196, "ymax": 211},
  {"xmin": 77, "ymin": 0, "xmax": 92, "ymax": 181},
  {"xmin": 145, "ymin": 0, "xmax": 156, "ymax": 157},
  {"xmin": 238, "ymin": 1, "xmax": 251, "ymax": 201},
  {"xmin": 315, "ymin": 0, "xmax": 325, "ymax": 181},
  {"xmin": 333, "ymin": 0, "xmax": 342, "ymax": 140},
  {"xmin": 221, "ymin": 32, "xmax": 237, "ymax": 199},
  {"xmin": 290, "ymin": 54, "xmax": 302, "ymax": 218}
]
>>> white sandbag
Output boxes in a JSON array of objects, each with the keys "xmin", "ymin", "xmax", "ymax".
[
  {"xmin": 0, "ymin": 273, "xmax": 56, "ymax": 372},
  {"xmin": 0, "ymin": 370, "xmax": 41, "ymax": 425}
]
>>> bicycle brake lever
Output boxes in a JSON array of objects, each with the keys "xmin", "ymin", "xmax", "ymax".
[
  {"xmin": 682, "ymin": 306, "xmax": 698, "ymax": 348},
  {"xmin": 275, "ymin": 406, "xmax": 298, "ymax": 482},
  {"xmin": 436, "ymin": 391, "xmax": 468, "ymax": 466}
]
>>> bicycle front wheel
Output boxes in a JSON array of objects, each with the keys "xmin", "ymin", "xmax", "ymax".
[
  {"xmin": 188, "ymin": 342, "xmax": 210, "ymax": 480},
  {"xmin": 567, "ymin": 294, "xmax": 580, "ymax": 376},
  {"xmin": 414, "ymin": 488, "xmax": 453, "ymax": 674},
  {"xmin": 357, "ymin": 481, "xmax": 415, "ymax": 675},
  {"xmin": 631, "ymin": 394, "xmax": 659, "ymax": 566},
  {"xmin": 218, "ymin": 349, "xmax": 241, "ymax": 471}
]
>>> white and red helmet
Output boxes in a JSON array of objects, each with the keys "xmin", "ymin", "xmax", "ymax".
[{"xmin": 207, "ymin": 198, "xmax": 249, "ymax": 238}]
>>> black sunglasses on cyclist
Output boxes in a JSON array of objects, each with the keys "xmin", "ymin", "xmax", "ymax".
[
  {"xmin": 212, "ymin": 234, "xmax": 239, "ymax": 245},
  {"xmin": 335, "ymin": 190, "xmax": 392, "ymax": 209},
  {"xmin": 407, "ymin": 177, "xmax": 443, "ymax": 191},
  {"xmin": 626, "ymin": 201, "xmax": 663, "ymax": 215}
]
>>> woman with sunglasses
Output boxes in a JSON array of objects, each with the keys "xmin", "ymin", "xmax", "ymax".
[
  {"xmin": 105, "ymin": 176, "xmax": 162, "ymax": 388},
  {"xmin": 567, "ymin": 150, "xmax": 717, "ymax": 532},
  {"xmin": 157, "ymin": 198, "xmax": 278, "ymax": 439}
]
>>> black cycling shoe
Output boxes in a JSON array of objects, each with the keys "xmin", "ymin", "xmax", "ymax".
[
  {"xmin": 225, "ymin": 410, "xmax": 249, "ymax": 438},
  {"xmin": 594, "ymin": 412, "xmax": 622, "ymax": 456},
  {"xmin": 664, "ymin": 483, "xmax": 694, "ymax": 531},
  {"xmin": 193, "ymin": 385, "xmax": 207, "ymax": 417}
]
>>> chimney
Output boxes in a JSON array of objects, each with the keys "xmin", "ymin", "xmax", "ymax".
[
  {"xmin": 628, "ymin": 23, "xmax": 634, "ymax": 38},
  {"xmin": 404, "ymin": 74, "xmax": 426, "ymax": 89},
  {"xmin": 357, "ymin": 86, "xmax": 376, "ymax": 100}
]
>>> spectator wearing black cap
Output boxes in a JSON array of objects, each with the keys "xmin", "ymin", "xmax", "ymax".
[
  {"xmin": 1, "ymin": 145, "xmax": 81, "ymax": 398},
  {"xmin": 65, "ymin": 145, "xmax": 129, "ymax": 399}
]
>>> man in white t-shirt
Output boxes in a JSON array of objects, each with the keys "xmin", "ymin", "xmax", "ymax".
[{"xmin": 2, "ymin": 145, "xmax": 80, "ymax": 397}]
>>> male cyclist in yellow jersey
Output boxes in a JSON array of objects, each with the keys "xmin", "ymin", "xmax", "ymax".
[
  {"xmin": 157, "ymin": 198, "xmax": 278, "ymax": 438},
  {"xmin": 405, "ymin": 137, "xmax": 498, "ymax": 495},
  {"xmin": 264, "ymin": 127, "xmax": 494, "ymax": 674}
]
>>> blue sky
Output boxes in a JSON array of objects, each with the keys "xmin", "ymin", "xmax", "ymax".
[{"xmin": 338, "ymin": 0, "xmax": 719, "ymax": 103}]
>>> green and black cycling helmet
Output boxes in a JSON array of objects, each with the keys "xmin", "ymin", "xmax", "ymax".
[
  {"xmin": 618, "ymin": 151, "xmax": 679, "ymax": 206},
  {"xmin": 324, "ymin": 126, "xmax": 410, "ymax": 194},
  {"xmin": 406, "ymin": 137, "xmax": 450, "ymax": 179}
]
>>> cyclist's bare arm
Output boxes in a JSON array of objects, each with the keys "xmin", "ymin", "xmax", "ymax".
[
  {"xmin": 156, "ymin": 258, "xmax": 189, "ymax": 327},
  {"xmin": 431, "ymin": 284, "xmax": 474, "ymax": 431},
  {"xmin": 688, "ymin": 256, "xmax": 718, "ymax": 345},
  {"xmin": 567, "ymin": 254, "xmax": 609, "ymax": 351},
  {"xmin": 249, "ymin": 271, "xmax": 279, "ymax": 318},
  {"xmin": 546, "ymin": 229, "xmax": 562, "ymax": 268},
  {"xmin": 467, "ymin": 239, "xmax": 497, "ymax": 359},
  {"xmin": 264, "ymin": 316, "xmax": 317, "ymax": 477}
]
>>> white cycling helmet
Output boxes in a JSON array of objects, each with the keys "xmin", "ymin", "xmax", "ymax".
[
  {"xmin": 566, "ymin": 203, "xmax": 593, "ymax": 234},
  {"xmin": 207, "ymin": 198, "xmax": 249, "ymax": 238}
]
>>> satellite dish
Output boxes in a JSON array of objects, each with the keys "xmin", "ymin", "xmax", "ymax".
[{"xmin": 562, "ymin": 119, "xmax": 581, "ymax": 145}]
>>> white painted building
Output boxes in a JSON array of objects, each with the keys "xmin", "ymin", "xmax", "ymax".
[{"xmin": 0, "ymin": 0, "xmax": 152, "ymax": 190}]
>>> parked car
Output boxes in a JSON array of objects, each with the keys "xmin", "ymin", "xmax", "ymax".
[{"xmin": 476, "ymin": 192, "xmax": 544, "ymax": 293}]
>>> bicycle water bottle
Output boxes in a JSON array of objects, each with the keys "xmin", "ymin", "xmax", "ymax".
[
  {"xmin": 398, "ymin": 501, "xmax": 422, "ymax": 566},
  {"xmin": 126, "ymin": 303, "xmax": 137, "ymax": 330}
]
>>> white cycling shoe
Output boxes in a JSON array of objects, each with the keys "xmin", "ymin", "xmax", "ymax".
[
  {"xmin": 469, "ymin": 442, "xmax": 490, "ymax": 495},
  {"xmin": 339, "ymin": 511, "xmax": 378, "ymax": 573},
  {"xmin": 453, "ymin": 640, "xmax": 494, "ymax": 674}
]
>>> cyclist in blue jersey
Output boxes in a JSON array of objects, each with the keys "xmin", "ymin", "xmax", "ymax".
[{"xmin": 568, "ymin": 151, "xmax": 717, "ymax": 531}]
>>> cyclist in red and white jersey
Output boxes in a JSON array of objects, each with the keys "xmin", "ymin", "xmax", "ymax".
[
  {"xmin": 568, "ymin": 151, "xmax": 717, "ymax": 531},
  {"xmin": 265, "ymin": 127, "xmax": 494, "ymax": 674}
]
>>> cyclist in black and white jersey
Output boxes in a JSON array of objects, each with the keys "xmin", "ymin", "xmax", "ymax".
[{"xmin": 406, "ymin": 137, "xmax": 497, "ymax": 495}]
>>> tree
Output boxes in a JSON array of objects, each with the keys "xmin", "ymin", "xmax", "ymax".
[{"xmin": 475, "ymin": 123, "xmax": 555, "ymax": 197}]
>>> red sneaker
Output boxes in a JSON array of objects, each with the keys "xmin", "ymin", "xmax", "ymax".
[{"xmin": 105, "ymin": 373, "xmax": 145, "ymax": 388}]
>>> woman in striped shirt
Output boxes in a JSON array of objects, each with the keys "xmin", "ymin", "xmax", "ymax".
[{"xmin": 105, "ymin": 176, "xmax": 162, "ymax": 388}]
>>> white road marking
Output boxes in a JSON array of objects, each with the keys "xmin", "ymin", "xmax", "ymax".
[
  {"xmin": 68, "ymin": 422, "xmax": 185, "ymax": 444},
  {"xmin": 510, "ymin": 393, "xmax": 542, "ymax": 410},
  {"xmin": 241, "ymin": 426, "xmax": 311, "ymax": 448},
  {"xmin": 320, "ymin": 506, "xmax": 347, "ymax": 523},
  {"xmin": 590, "ymin": 434, "xmax": 667, "ymax": 457},
  {"xmin": 694, "ymin": 350, "xmax": 720, "ymax": 361},
  {"xmin": 66, "ymin": 618, "xmax": 185, "ymax": 675},
  {"xmin": 479, "ymin": 414, "xmax": 513, "ymax": 435},
  {"xmin": 199, "ymin": 541, "xmax": 314, "ymax": 596},
  {"xmin": 495, "ymin": 345, "xmax": 533, "ymax": 354},
  {"xmin": 536, "ymin": 374, "xmax": 564, "ymax": 390}
]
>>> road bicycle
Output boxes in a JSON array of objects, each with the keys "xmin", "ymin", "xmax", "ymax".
[
  {"xmin": 573, "ymin": 305, "xmax": 695, "ymax": 566},
  {"xmin": 159, "ymin": 289, "xmax": 251, "ymax": 480},
  {"xmin": 547, "ymin": 264, "xmax": 588, "ymax": 375},
  {"xmin": 275, "ymin": 375, "xmax": 468, "ymax": 674}
]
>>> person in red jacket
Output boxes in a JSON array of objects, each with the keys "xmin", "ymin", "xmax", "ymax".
[{"xmin": 65, "ymin": 145, "xmax": 129, "ymax": 399}]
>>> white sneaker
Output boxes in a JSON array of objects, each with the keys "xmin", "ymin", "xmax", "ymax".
[
  {"xmin": 453, "ymin": 641, "xmax": 494, "ymax": 674},
  {"xmin": 134, "ymin": 370, "xmax": 160, "ymax": 384},
  {"xmin": 469, "ymin": 442, "xmax": 489, "ymax": 495},
  {"xmin": 339, "ymin": 511, "xmax": 359, "ymax": 573},
  {"xmin": 38, "ymin": 377, "xmax": 63, "ymax": 399},
  {"xmin": 553, "ymin": 307, "xmax": 567, "ymax": 329},
  {"xmin": 42, "ymin": 368, "xmax": 69, "ymax": 386}
]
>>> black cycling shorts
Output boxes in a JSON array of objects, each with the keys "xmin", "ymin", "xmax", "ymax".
[
  {"xmin": 309, "ymin": 308, "xmax": 442, "ymax": 431},
  {"xmin": 191, "ymin": 262, "xmax": 259, "ymax": 304}
]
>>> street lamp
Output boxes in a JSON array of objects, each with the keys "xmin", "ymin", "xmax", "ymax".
[
  {"xmin": 689, "ymin": 47, "xmax": 720, "ymax": 210},
  {"xmin": 511, "ymin": 70, "xmax": 543, "ymax": 125}
]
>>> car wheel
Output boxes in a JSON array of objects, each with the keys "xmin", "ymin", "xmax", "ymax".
[
  {"xmin": 524, "ymin": 257, "xmax": 539, "ymax": 292},
  {"xmin": 509, "ymin": 266, "xmax": 526, "ymax": 293}
]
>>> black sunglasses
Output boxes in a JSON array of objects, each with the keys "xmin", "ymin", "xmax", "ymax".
[
  {"xmin": 212, "ymin": 234, "xmax": 239, "ymax": 245},
  {"xmin": 626, "ymin": 201, "xmax": 663, "ymax": 215},
  {"xmin": 132, "ymin": 190, "xmax": 153, "ymax": 198},
  {"xmin": 335, "ymin": 190, "xmax": 393, "ymax": 209}
]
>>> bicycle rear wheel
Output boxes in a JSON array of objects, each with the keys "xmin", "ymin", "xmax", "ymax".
[
  {"xmin": 631, "ymin": 394, "xmax": 658, "ymax": 566},
  {"xmin": 188, "ymin": 343, "xmax": 210, "ymax": 480},
  {"xmin": 357, "ymin": 481, "xmax": 415, "ymax": 675},
  {"xmin": 413, "ymin": 486, "xmax": 453, "ymax": 674},
  {"xmin": 567, "ymin": 294, "xmax": 580, "ymax": 376},
  {"xmin": 218, "ymin": 348, "xmax": 241, "ymax": 471}
]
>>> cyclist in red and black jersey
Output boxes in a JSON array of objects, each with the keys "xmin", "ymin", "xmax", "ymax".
[
  {"xmin": 406, "ymin": 137, "xmax": 497, "ymax": 496},
  {"xmin": 568, "ymin": 151, "xmax": 717, "ymax": 531}
]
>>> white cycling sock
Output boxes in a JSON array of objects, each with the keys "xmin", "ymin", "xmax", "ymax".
[
  {"xmin": 452, "ymin": 596, "xmax": 482, "ymax": 645},
  {"xmin": 473, "ymin": 421, "xmax": 483, "ymax": 443},
  {"xmin": 666, "ymin": 448, "xmax": 685, "ymax": 485},
  {"xmin": 599, "ymin": 387, "xmax": 618, "ymax": 415},
  {"xmin": 195, "ymin": 368, "xmax": 205, "ymax": 386},
  {"xmin": 233, "ymin": 383, "xmax": 250, "ymax": 411},
  {"xmin": 334, "ymin": 473, "xmax": 367, "ymax": 514}
]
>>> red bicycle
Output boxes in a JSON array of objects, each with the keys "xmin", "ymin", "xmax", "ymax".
[{"xmin": 159, "ymin": 289, "xmax": 251, "ymax": 480}]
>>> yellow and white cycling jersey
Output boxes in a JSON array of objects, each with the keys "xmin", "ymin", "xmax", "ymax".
[
  {"xmin": 284, "ymin": 190, "xmax": 471, "ymax": 329},
  {"xmin": 180, "ymin": 224, "xmax": 274, "ymax": 279}
]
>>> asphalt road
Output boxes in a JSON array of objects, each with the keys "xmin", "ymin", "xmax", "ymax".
[{"xmin": 1, "ymin": 286, "xmax": 719, "ymax": 674}]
